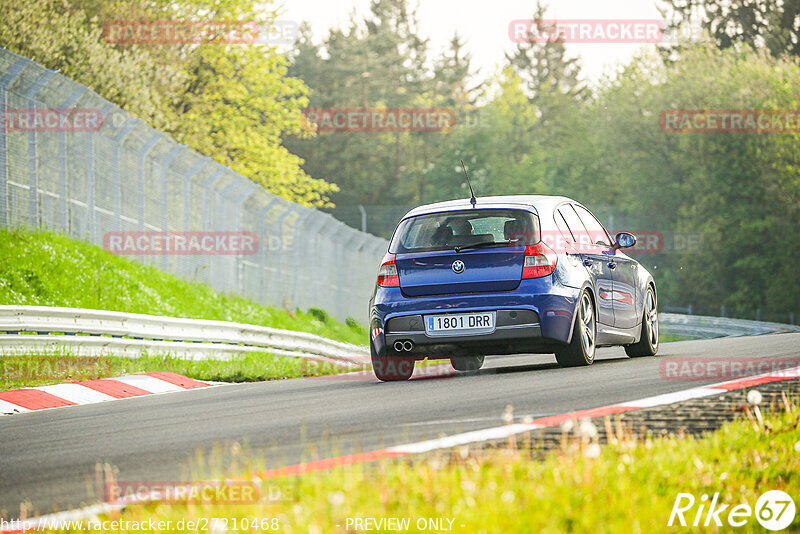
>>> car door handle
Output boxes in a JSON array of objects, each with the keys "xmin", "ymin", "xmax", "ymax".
[
  {"xmin": 607, "ymin": 262, "xmax": 616, "ymax": 270},
  {"xmin": 583, "ymin": 259, "xmax": 593, "ymax": 267}
]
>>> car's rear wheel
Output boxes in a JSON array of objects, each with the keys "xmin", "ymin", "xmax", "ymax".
[
  {"xmin": 555, "ymin": 290, "xmax": 596, "ymax": 367},
  {"xmin": 371, "ymin": 342, "xmax": 415, "ymax": 381},
  {"xmin": 625, "ymin": 286, "xmax": 659, "ymax": 357},
  {"xmin": 450, "ymin": 355, "xmax": 485, "ymax": 372}
]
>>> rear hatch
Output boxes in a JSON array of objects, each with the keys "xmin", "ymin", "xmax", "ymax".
[
  {"xmin": 397, "ymin": 249, "xmax": 525, "ymax": 296},
  {"xmin": 390, "ymin": 207, "xmax": 539, "ymax": 297}
]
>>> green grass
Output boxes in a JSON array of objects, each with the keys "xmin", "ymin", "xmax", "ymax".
[
  {"xmin": 0, "ymin": 228, "xmax": 368, "ymax": 346},
  {"xmin": 0, "ymin": 350, "xmax": 354, "ymax": 391},
  {"xmin": 41, "ymin": 393, "xmax": 800, "ymax": 533}
]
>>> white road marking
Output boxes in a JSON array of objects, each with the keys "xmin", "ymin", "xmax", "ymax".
[
  {"xmin": 112, "ymin": 375, "xmax": 185, "ymax": 393},
  {"xmin": 34, "ymin": 384, "xmax": 116, "ymax": 404}
]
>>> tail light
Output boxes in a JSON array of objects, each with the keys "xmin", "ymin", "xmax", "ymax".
[
  {"xmin": 376, "ymin": 253, "xmax": 400, "ymax": 287},
  {"xmin": 522, "ymin": 243, "xmax": 557, "ymax": 279}
]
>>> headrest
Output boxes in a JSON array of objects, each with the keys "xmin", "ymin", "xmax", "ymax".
[{"xmin": 504, "ymin": 219, "xmax": 526, "ymax": 241}]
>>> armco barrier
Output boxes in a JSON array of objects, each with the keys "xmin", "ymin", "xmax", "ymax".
[
  {"xmin": 659, "ymin": 312, "xmax": 800, "ymax": 339},
  {"xmin": 1, "ymin": 307, "xmax": 798, "ymax": 365},
  {"xmin": 0, "ymin": 306, "xmax": 369, "ymax": 366},
  {"xmin": 0, "ymin": 48, "xmax": 388, "ymax": 322}
]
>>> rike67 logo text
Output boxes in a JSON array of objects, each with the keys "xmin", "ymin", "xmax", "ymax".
[{"xmin": 669, "ymin": 490, "xmax": 795, "ymax": 530}]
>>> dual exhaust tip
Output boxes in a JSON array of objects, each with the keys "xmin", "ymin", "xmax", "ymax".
[{"xmin": 393, "ymin": 340, "xmax": 414, "ymax": 352}]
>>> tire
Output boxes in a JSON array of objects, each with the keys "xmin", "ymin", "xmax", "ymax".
[
  {"xmin": 450, "ymin": 355, "xmax": 485, "ymax": 372},
  {"xmin": 555, "ymin": 290, "xmax": 596, "ymax": 367},
  {"xmin": 371, "ymin": 342, "xmax": 415, "ymax": 381},
  {"xmin": 625, "ymin": 286, "xmax": 659, "ymax": 357}
]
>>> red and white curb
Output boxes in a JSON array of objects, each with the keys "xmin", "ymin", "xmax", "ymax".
[
  {"xmin": 3, "ymin": 366, "xmax": 798, "ymax": 533},
  {"xmin": 0, "ymin": 372, "xmax": 211, "ymax": 416}
]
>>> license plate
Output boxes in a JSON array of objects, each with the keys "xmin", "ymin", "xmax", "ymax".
[{"xmin": 425, "ymin": 312, "xmax": 496, "ymax": 336}]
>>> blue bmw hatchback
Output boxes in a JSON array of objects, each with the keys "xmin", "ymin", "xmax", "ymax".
[{"xmin": 369, "ymin": 195, "xmax": 659, "ymax": 381}]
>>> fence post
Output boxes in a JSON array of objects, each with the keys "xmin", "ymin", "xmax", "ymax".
[
  {"xmin": 287, "ymin": 207, "xmax": 314, "ymax": 309},
  {"xmin": 23, "ymin": 70, "xmax": 55, "ymax": 228},
  {"xmin": 160, "ymin": 145, "xmax": 183, "ymax": 231},
  {"xmin": 0, "ymin": 84, "xmax": 5, "ymax": 227},
  {"xmin": 231, "ymin": 181, "xmax": 259, "ymax": 295},
  {"xmin": 213, "ymin": 175, "xmax": 246, "ymax": 293},
  {"xmin": 274, "ymin": 204, "xmax": 298, "ymax": 307},
  {"xmin": 337, "ymin": 232, "xmax": 362, "ymax": 319},
  {"xmin": 84, "ymin": 123, "xmax": 95, "ymax": 241},
  {"xmin": 158, "ymin": 144, "xmax": 184, "ymax": 271},
  {"xmin": 256, "ymin": 197, "xmax": 279, "ymax": 302},
  {"xmin": 0, "ymin": 57, "xmax": 30, "ymax": 227},
  {"xmin": 201, "ymin": 167, "xmax": 225, "ymax": 230},
  {"xmin": 58, "ymin": 86, "xmax": 89, "ymax": 233},
  {"xmin": 137, "ymin": 133, "xmax": 162, "ymax": 232},
  {"xmin": 110, "ymin": 118, "xmax": 139, "ymax": 231},
  {"xmin": 182, "ymin": 156, "xmax": 210, "ymax": 231},
  {"xmin": 291, "ymin": 211, "xmax": 328, "ymax": 312}
]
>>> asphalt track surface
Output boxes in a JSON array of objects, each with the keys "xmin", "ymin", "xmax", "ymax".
[{"xmin": 2, "ymin": 333, "xmax": 800, "ymax": 519}]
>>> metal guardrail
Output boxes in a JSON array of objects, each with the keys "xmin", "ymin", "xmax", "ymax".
[
  {"xmin": 659, "ymin": 312, "xmax": 800, "ymax": 339},
  {"xmin": 0, "ymin": 306, "xmax": 369, "ymax": 367},
  {"xmin": 1, "ymin": 307, "xmax": 796, "ymax": 365}
]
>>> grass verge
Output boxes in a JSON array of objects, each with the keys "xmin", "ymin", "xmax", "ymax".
[
  {"xmin": 0, "ymin": 228, "xmax": 368, "ymax": 346},
  {"xmin": 34, "ymin": 390, "xmax": 800, "ymax": 533},
  {"xmin": 0, "ymin": 350, "xmax": 354, "ymax": 391}
]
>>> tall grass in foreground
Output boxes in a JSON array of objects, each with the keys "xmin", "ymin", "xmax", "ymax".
[{"xmin": 37, "ymin": 392, "xmax": 800, "ymax": 533}]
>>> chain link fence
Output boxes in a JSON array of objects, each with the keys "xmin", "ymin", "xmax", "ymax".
[{"xmin": 0, "ymin": 48, "xmax": 388, "ymax": 323}]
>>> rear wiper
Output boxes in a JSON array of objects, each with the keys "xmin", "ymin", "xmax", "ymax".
[{"xmin": 454, "ymin": 240, "xmax": 516, "ymax": 253}]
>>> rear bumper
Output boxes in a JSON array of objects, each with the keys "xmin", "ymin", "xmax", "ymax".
[
  {"xmin": 385, "ymin": 322, "xmax": 547, "ymax": 358},
  {"xmin": 370, "ymin": 276, "xmax": 580, "ymax": 358}
]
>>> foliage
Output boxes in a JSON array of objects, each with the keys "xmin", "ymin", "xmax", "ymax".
[
  {"xmin": 0, "ymin": 0, "xmax": 181, "ymax": 132},
  {"xmin": 0, "ymin": 0, "xmax": 336, "ymax": 206},
  {"xmin": 659, "ymin": 0, "xmax": 800, "ymax": 58}
]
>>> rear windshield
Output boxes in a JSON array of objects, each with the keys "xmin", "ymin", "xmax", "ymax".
[{"xmin": 390, "ymin": 209, "xmax": 539, "ymax": 253}]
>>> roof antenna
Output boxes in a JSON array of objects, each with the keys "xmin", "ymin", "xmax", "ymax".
[{"xmin": 460, "ymin": 159, "xmax": 477, "ymax": 208}]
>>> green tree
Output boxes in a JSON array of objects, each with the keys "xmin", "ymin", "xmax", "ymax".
[
  {"xmin": 286, "ymin": 0, "xmax": 439, "ymax": 210},
  {"xmin": 0, "ymin": 0, "xmax": 181, "ymax": 131},
  {"xmin": 0, "ymin": 0, "xmax": 337, "ymax": 207},
  {"xmin": 659, "ymin": 0, "xmax": 800, "ymax": 58},
  {"xmin": 423, "ymin": 68, "xmax": 544, "ymax": 202},
  {"xmin": 585, "ymin": 44, "xmax": 800, "ymax": 316}
]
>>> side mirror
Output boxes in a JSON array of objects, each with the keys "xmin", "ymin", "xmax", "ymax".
[{"xmin": 614, "ymin": 231, "xmax": 636, "ymax": 249}]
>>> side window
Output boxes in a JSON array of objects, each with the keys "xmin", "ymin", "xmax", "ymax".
[
  {"xmin": 557, "ymin": 205, "xmax": 593, "ymax": 249},
  {"xmin": 573, "ymin": 204, "xmax": 611, "ymax": 247},
  {"xmin": 554, "ymin": 210, "xmax": 572, "ymax": 242}
]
